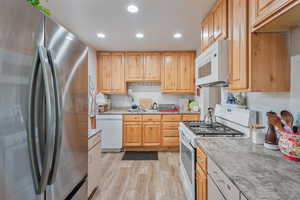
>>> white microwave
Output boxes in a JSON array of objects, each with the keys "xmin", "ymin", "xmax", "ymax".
[{"xmin": 196, "ymin": 40, "xmax": 229, "ymax": 86}]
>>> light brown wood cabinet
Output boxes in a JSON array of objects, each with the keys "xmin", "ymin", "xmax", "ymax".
[
  {"xmin": 229, "ymin": 0, "xmax": 290, "ymax": 92},
  {"xmin": 213, "ymin": 0, "xmax": 228, "ymax": 41},
  {"xmin": 144, "ymin": 52, "xmax": 161, "ymax": 82},
  {"xmin": 123, "ymin": 114, "xmax": 199, "ymax": 151},
  {"xmin": 251, "ymin": 0, "xmax": 294, "ymax": 28},
  {"xmin": 230, "ymin": 0, "xmax": 249, "ymax": 90},
  {"xmin": 143, "ymin": 122, "xmax": 161, "ymax": 146},
  {"xmin": 200, "ymin": 0, "xmax": 228, "ymax": 52},
  {"xmin": 196, "ymin": 146, "xmax": 207, "ymax": 200},
  {"xmin": 125, "ymin": 52, "xmax": 144, "ymax": 81},
  {"xmin": 161, "ymin": 52, "xmax": 195, "ymax": 94},
  {"xmin": 97, "ymin": 52, "xmax": 126, "ymax": 94},
  {"xmin": 123, "ymin": 122, "xmax": 143, "ymax": 146}
]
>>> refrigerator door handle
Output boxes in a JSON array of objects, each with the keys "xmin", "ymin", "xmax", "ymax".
[
  {"xmin": 38, "ymin": 46, "xmax": 57, "ymax": 194},
  {"xmin": 27, "ymin": 47, "xmax": 42, "ymax": 194},
  {"xmin": 47, "ymin": 49, "xmax": 63, "ymax": 184}
]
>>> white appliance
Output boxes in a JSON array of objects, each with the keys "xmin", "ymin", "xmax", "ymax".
[
  {"xmin": 96, "ymin": 115, "xmax": 123, "ymax": 152},
  {"xmin": 196, "ymin": 40, "xmax": 229, "ymax": 86},
  {"xmin": 179, "ymin": 104, "xmax": 257, "ymax": 200}
]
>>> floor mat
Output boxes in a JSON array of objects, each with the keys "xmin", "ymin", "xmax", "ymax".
[{"xmin": 122, "ymin": 151, "xmax": 158, "ymax": 160}]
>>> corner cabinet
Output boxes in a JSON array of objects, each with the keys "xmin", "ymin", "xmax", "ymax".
[
  {"xmin": 97, "ymin": 52, "xmax": 126, "ymax": 94},
  {"xmin": 229, "ymin": 0, "xmax": 290, "ymax": 92},
  {"xmin": 161, "ymin": 51, "xmax": 195, "ymax": 94}
]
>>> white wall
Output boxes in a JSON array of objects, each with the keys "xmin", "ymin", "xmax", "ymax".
[
  {"xmin": 246, "ymin": 28, "xmax": 300, "ymax": 125},
  {"xmin": 109, "ymin": 83, "xmax": 194, "ymax": 107}
]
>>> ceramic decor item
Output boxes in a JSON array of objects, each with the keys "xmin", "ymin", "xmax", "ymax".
[{"xmin": 279, "ymin": 127, "xmax": 300, "ymax": 162}]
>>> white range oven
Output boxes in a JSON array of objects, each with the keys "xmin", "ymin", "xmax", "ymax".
[
  {"xmin": 179, "ymin": 104, "xmax": 257, "ymax": 200},
  {"xmin": 196, "ymin": 40, "xmax": 229, "ymax": 86}
]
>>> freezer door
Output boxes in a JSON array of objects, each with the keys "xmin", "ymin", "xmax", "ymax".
[
  {"xmin": 0, "ymin": 0, "xmax": 44, "ymax": 200},
  {"xmin": 44, "ymin": 17, "xmax": 88, "ymax": 199}
]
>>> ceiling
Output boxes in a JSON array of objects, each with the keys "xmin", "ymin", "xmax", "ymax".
[{"xmin": 41, "ymin": 0, "xmax": 216, "ymax": 51}]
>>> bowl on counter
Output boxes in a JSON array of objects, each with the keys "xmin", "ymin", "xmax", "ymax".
[{"xmin": 279, "ymin": 130, "xmax": 300, "ymax": 162}]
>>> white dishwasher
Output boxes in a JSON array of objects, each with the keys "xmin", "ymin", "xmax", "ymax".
[{"xmin": 96, "ymin": 115, "xmax": 123, "ymax": 152}]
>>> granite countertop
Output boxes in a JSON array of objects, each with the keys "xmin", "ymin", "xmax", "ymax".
[
  {"xmin": 97, "ymin": 107, "xmax": 201, "ymax": 115},
  {"xmin": 88, "ymin": 129, "xmax": 102, "ymax": 138},
  {"xmin": 196, "ymin": 137, "xmax": 300, "ymax": 200}
]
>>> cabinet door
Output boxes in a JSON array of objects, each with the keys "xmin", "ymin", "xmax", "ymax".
[
  {"xmin": 230, "ymin": 0, "xmax": 249, "ymax": 90},
  {"xmin": 252, "ymin": 0, "xmax": 292, "ymax": 27},
  {"xmin": 207, "ymin": 176, "xmax": 225, "ymax": 200},
  {"xmin": 201, "ymin": 17, "xmax": 210, "ymax": 51},
  {"xmin": 97, "ymin": 52, "xmax": 112, "ymax": 93},
  {"xmin": 111, "ymin": 52, "xmax": 126, "ymax": 93},
  {"xmin": 177, "ymin": 52, "xmax": 195, "ymax": 93},
  {"xmin": 213, "ymin": 0, "xmax": 228, "ymax": 40},
  {"xmin": 161, "ymin": 52, "xmax": 178, "ymax": 92},
  {"xmin": 208, "ymin": 13, "xmax": 215, "ymax": 45},
  {"xmin": 144, "ymin": 52, "xmax": 161, "ymax": 82},
  {"xmin": 123, "ymin": 122, "xmax": 142, "ymax": 146},
  {"xmin": 125, "ymin": 52, "xmax": 144, "ymax": 81},
  {"xmin": 142, "ymin": 122, "xmax": 161, "ymax": 146},
  {"xmin": 197, "ymin": 166, "xmax": 207, "ymax": 200}
]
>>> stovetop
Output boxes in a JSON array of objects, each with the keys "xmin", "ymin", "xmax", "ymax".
[{"xmin": 183, "ymin": 121, "xmax": 244, "ymax": 137}]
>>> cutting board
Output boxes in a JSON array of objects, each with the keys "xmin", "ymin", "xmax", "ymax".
[{"xmin": 139, "ymin": 98, "xmax": 153, "ymax": 109}]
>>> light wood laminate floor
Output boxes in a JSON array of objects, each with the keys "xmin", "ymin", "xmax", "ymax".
[{"xmin": 94, "ymin": 152, "xmax": 186, "ymax": 200}]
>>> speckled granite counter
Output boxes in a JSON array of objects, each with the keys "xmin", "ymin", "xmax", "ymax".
[
  {"xmin": 97, "ymin": 107, "xmax": 201, "ymax": 115},
  {"xmin": 88, "ymin": 129, "xmax": 102, "ymax": 138},
  {"xmin": 196, "ymin": 137, "xmax": 300, "ymax": 200}
]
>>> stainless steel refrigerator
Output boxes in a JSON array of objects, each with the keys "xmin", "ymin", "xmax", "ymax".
[{"xmin": 0, "ymin": 0, "xmax": 88, "ymax": 199}]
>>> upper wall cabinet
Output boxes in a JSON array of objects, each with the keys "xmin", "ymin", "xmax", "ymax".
[
  {"xmin": 161, "ymin": 51, "xmax": 195, "ymax": 94},
  {"xmin": 125, "ymin": 52, "xmax": 144, "ymax": 82},
  {"xmin": 251, "ymin": 0, "xmax": 300, "ymax": 31},
  {"xmin": 97, "ymin": 52, "xmax": 126, "ymax": 94},
  {"xmin": 144, "ymin": 52, "xmax": 161, "ymax": 82},
  {"xmin": 213, "ymin": 0, "xmax": 228, "ymax": 40},
  {"xmin": 200, "ymin": 0, "xmax": 228, "ymax": 52},
  {"xmin": 229, "ymin": 0, "xmax": 290, "ymax": 92}
]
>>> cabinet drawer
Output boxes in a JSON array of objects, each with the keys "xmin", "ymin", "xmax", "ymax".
[
  {"xmin": 162, "ymin": 136, "xmax": 179, "ymax": 146},
  {"xmin": 162, "ymin": 130, "xmax": 179, "ymax": 137},
  {"xmin": 143, "ymin": 115, "xmax": 161, "ymax": 122},
  {"xmin": 162, "ymin": 115, "xmax": 182, "ymax": 121},
  {"xmin": 197, "ymin": 146, "xmax": 207, "ymax": 173},
  {"xmin": 88, "ymin": 133, "xmax": 101, "ymax": 150},
  {"xmin": 124, "ymin": 115, "xmax": 142, "ymax": 121},
  {"xmin": 162, "ymin": 122, "xmax": 180, "ymax": 130},
  {"xmin": 182, "ymin": 114, "xmax": 200, "ymax": 121},
  {"xmin": 208, "ymin": 158, "xmax": 240, "ymax": 200}
]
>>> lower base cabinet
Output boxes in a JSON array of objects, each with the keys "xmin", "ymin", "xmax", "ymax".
[
  {"xmin": 123, "ymin": 114, "xmax": 200, "ymax": 151},
  {"xmin": 88, "ymin": 133, "xmax": 101, "ymax": 199},
  {"xmin": 197, "ymin": 164, "xmax": 207, "ymax": 200}
]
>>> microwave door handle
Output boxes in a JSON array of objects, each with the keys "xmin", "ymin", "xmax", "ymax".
[
  {"xmin": 46, "ymin": 49, "xmax": 63, "ymax": 184},
  {"xmin": 38, "ymin": 46, "xmax": 57, "ymax": 192},
  {"xmin": 27, "ymin": 47, "xmax": 43, "ymax": 194}
]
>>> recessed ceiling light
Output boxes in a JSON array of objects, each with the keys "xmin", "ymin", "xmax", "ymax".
[
  {"xmin": 127, "ymin": 5, "xmax": 139, "ymax": 13},
  {"xmin": 136, "ymin": 33, "xmax": 144, "ymax": 39},
  {"xmin": 97, "ymin": 33, "xmax": 106, "ymax": 38},
  {"xmin": 174, "ymin": 33, "xmax": 182, "ymax": 39}
]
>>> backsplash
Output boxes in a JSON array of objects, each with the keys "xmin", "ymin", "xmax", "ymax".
[
  {"xmin": 246, "ymin": 28, "xmax": 300, "ymax": 125},
  {"xmin": 109, "ymin": 82, "xmax": 194, "ymax": 107}
]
